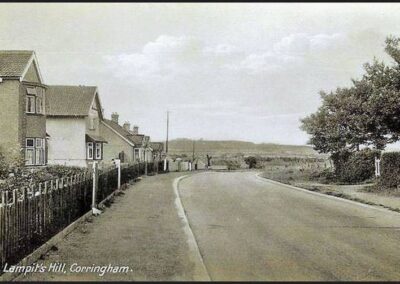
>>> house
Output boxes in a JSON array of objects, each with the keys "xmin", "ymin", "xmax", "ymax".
[
  {"xmin": 100, "ymin": 113, "xmax": 155, "ymax": 164},
  {"xmin": 0, "ymin": 51, "xmax": 47, "ymax": 166},
  {"xmin": 46, "ymin": 85, "xmax": 107, "ymax": 167},
  {"xmin": 149, "ymin": 142, "xmax": 164, "ymax": 161},
  {"xmin": 100, "ymin": 113, "xmax": 136, "ymax": 163},
  {"xmin": 130, "ymin": 130, "xmax": 153, "ymax": 163}
]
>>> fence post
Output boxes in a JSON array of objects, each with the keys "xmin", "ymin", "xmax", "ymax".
[
  {"xmin": 114, "ymin": 159, "xmax": 121, "ymax": 189},
  {"xmin": 92, "ymin": 162, "xmax": 102, "ymax": 215}
]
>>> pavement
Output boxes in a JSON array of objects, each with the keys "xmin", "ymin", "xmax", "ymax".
[
  {"xmin": 178, "ymin": 171, "xmax": 400, "ymax": 281},
  {"xmin": 16, "ymin": 172, "xmax": 197, "ymax": 281}
]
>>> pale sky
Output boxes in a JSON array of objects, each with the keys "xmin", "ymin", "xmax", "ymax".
[{"xmin": 1, "ymin": 3, "xmax": 400, "ymax": 145}]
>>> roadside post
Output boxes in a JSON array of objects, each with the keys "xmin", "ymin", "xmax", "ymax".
[
  {"xmin": 92, "ymin": 161, "xmax": 102, "ymax": 215},
  {"xmin": 374, "ymin": 156, "xmax": 381, "ymax": 177},
  {"xmin": 114, "ymin": 159, "xmax": 121, "ymax": 189}
]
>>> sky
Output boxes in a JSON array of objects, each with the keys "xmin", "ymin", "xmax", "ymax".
[{"xmin": 1, "ymin": 3, "xmax": 400, "ymax": 145}]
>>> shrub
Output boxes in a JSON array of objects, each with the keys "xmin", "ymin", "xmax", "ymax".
[
  {"xmin": 244, "ymin": 156, "xmax": 257, "ymax": 169},
  {"xmin": 335, "ymin": 148, "xmax": 379, "ymax": 183},
  {"xmin": 226, "ymin": 160, "xmax": 241, "ymax": 170},
  {"xmin": 379, "ymin": 152, "xmax": 400, "ymax": 189}
]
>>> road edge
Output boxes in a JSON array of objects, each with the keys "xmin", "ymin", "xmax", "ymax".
[
  {"xmin": 255, "ymin": 173, "xmax": 400, "ymax": 216},
  {"xmin": 173, "ymin": 175, "xmax": 211, "ymax": 281}
]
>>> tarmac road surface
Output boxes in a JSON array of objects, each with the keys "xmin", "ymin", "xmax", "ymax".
[{"xmin": 178, "ymin": 171, "xmax": 400, "ymax": 281}]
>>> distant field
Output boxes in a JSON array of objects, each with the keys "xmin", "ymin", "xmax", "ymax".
[{"xmin": 166, "ymin": 138, "xmax": 324, "ymax": 158}]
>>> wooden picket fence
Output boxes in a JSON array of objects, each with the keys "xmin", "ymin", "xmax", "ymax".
[{"xmin": 0, "ymin": 161, "xmax": 157, "ymax": 271}]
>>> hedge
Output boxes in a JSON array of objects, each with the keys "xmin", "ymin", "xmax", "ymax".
[
  {"xmin": 379, "ymin": 152, "xmax": 400, "ymax": 189},
  {"xmin": 335, "ymin": 148, "xmax": 379, "ymax": 183}
]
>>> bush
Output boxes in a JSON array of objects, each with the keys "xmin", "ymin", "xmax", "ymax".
[
  {"xmin": 226, "ymin": 160, "xmax": 241, "ymax": 170},
  {"xmin": 244, "ymin": 156, "xmax": 257, "ymax": 169},
  {"xmin": 379, "ymin": 152, "xmax": 400, "ymax": 189},
  {"xmin": 334, "ymin": 148, "xmax": 379, "ymax": 183}
]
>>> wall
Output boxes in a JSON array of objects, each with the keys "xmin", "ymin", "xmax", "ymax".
[
  {"xmin": 0, "ymin": 80, "xmax": 20, "ymax": 155},
  {"xmin": 86, "ymin": 97, "xmax": 101, "ymax": 138},
  {"xmin": 46, "ymin": 117, "xmax": 87, "ymax": 167},
  {"xmin": 100, "ymin": 122, "xmax": 134, "ymax": 163}
]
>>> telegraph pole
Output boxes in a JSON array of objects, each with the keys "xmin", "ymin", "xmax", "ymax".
[
  {"xmin": 164, "ymin": 111, "xmax": 169, "ymax": 172},
  {"xmin": 192, "ymin": 139, "xmax": 195, "ymax": 162},
  {"xmin": 166, "ymin": 111, "xmax": 169, "ymax": 154}
]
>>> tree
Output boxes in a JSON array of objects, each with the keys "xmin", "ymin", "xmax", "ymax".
[
  {"xmin": 244, "ymin": 156, "xmax": 257, "ymax": 169},
  {"xmin": 302, "ymin": 36, "xmax": 400, "ymax": 154},
  {"xmin": 301, "ymin": 36, "xmax": 400, "ymax": 174}
]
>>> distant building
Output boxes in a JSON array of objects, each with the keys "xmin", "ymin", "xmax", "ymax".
[
  {"xmin": 0, "ymin": 51, "xmax": 47, "ymax": 166},
  {"xmin": 100, "ymin": 113, "xmax": 136, "ymax": 163},
  {"xmin": 100, "ymin": 114, "xmax": 155, "ymax": 164}
]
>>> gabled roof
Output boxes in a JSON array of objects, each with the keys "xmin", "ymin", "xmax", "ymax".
[
  {"xmin": 46, "ymin": 85, "xmax": 101, "ymax": 117},
  {"xmin": 130, "ymin": 134, "xmax": 145, "ymax": 146},
  {"xmin": 150, "ymin": 142, "xmax": 164, "ymax": 151},
  {"xmin": 102, "ymin": 119, "xmax": 135, "ymax": 147},
  {"xmin": 0, "ymin": 50, "xmax": 43, "ymax": 82}
]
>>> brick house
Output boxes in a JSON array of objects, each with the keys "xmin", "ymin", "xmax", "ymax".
[
  {"xmin": 0, "ymin": 51, "xmax": 47, "ymax": 166},
  {"xmin": 46, "ymin": 85, "xmax": 107, "ymax": 167}
]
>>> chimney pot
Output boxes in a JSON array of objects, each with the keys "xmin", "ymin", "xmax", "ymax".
[
  {"xmin": 123, "ymin": 121, "xmax": 131, "ymax": 131},
  {"xmin": 111, "ymin": 112, "xmax": 119, "ymax": 124},
  {"xmin": 132, "ymin": 125, "xmax": 139, "ymax": 135}
]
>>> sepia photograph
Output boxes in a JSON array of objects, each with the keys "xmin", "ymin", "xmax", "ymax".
[{"xmin": 1, "ymin": 2, "xmax": 400, "ymax": 281}]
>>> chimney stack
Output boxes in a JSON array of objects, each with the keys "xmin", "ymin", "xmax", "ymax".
[
  {"xmin": 132, "ymin": 125, "xmax": 139, "ymax": 135},
  {"xmin": 111, "ymin": 112, "xmax": 119, "ymax": 124},
  {"xmin": 123, "ymin": 121, "xmax": 131, "ymax": 132}
]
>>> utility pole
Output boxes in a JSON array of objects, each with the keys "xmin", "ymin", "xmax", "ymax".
[
  {"xmin": 166, "ymin": 111, "xmax": 169, "ymax": 154},
  {"xmin": 192, "ymin": 139, "xmax": 195, "ymax": 162},
  {"xmin": 190, "ymin": 139, "xmax": 196, "ymax": 171},
  {"xmin": 164, "ymin": 111, "xmax": 169, "ymax": 172}
]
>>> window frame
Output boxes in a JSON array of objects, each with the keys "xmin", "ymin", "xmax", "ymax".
[
  {"xmin": 36, "ymin": 96, "xmax": 43, "ymax": 114},
  {"xmin": 95, "ymin": 142, "xmax": 102, "ymax": 160},
  {"xmin": 25, "ymin": 137, "xmax": 46, "ymax": 166},
  {"xmin": 26, "ymin": 95, "xmax": 36, "ymax": 114},
  {"xmin": 87, "ymin": 142, "xmax": 94, "ymax": 160},
  {"xmin": 25, "ymin": 138, "xmax": 35, "ymax": 166},
  {"xmin": 89, "ymin": 117, "xmax": 95, "ymax": 130}
]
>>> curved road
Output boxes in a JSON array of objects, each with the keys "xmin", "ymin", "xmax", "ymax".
[{"xmin": 178, "ymin": 171, "xmax": 400, "ymax": 281}]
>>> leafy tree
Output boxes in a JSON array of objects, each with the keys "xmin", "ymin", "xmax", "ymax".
[
  {"xmin": 244, "ymin": 156, "xmax": 258, "ymax": 169},
  {"xmin": 301, "ymin": 36, "xmax": 400, "ymax": 176}
]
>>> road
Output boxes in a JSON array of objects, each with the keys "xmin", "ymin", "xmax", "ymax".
[{"xmin": 178, "ymin": 171, "xmax": 400, "ymax": 281}]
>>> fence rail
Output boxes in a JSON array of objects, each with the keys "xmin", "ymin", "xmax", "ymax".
[{"xmin": 0, "ymin": 161, "xmax": 158, "ymax": 271}]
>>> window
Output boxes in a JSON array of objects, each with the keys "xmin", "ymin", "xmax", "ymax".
[
  {"xmin": 26, "ymin": 87, "xmax": 44, "ymax": 114},
  {"xmin": 35, "ymin": 138, "xmax": 45, "ymax": 165},
  {"xmin": 26, "ymin": 96, "xmax": 36, "ymax": 113},
  {"xmin": 25, "ymin": 138, "xmax": 35, "ymax": 165},
  {"xmin": 25, "ymin": 138, "xmax": 45, "ymax": 165},
  {"xmin": 89, "ymin": 117, "xmax": 95, "ymax": 130},
  {"xmin": 87, "ymin": 142, "xmax": 94, "ymax": 160},
  {"xmin": 95, "ymin": 143, "xmax": 102, "ymax": 159},
  {"xmin": 134, "ymin": 148, "xmax": 140, "ymax": 161},
  {"xmin": 36, "ymin": 96, "xmax": 43, "ymax": 114}
]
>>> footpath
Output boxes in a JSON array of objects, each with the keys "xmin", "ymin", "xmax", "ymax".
[{"xmin": 16, "ymin": 172, "xmax": 197, "ymax": 281}]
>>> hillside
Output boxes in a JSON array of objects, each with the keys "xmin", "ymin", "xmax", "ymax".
[{"xmin": 165, "ymin": 138, "xmax": 322, "ymax": 158}]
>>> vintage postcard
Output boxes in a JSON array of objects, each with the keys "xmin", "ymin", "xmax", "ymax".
[{"xmin": 0, "ymin": 2, "xmax": 400, "ymax": 282}]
